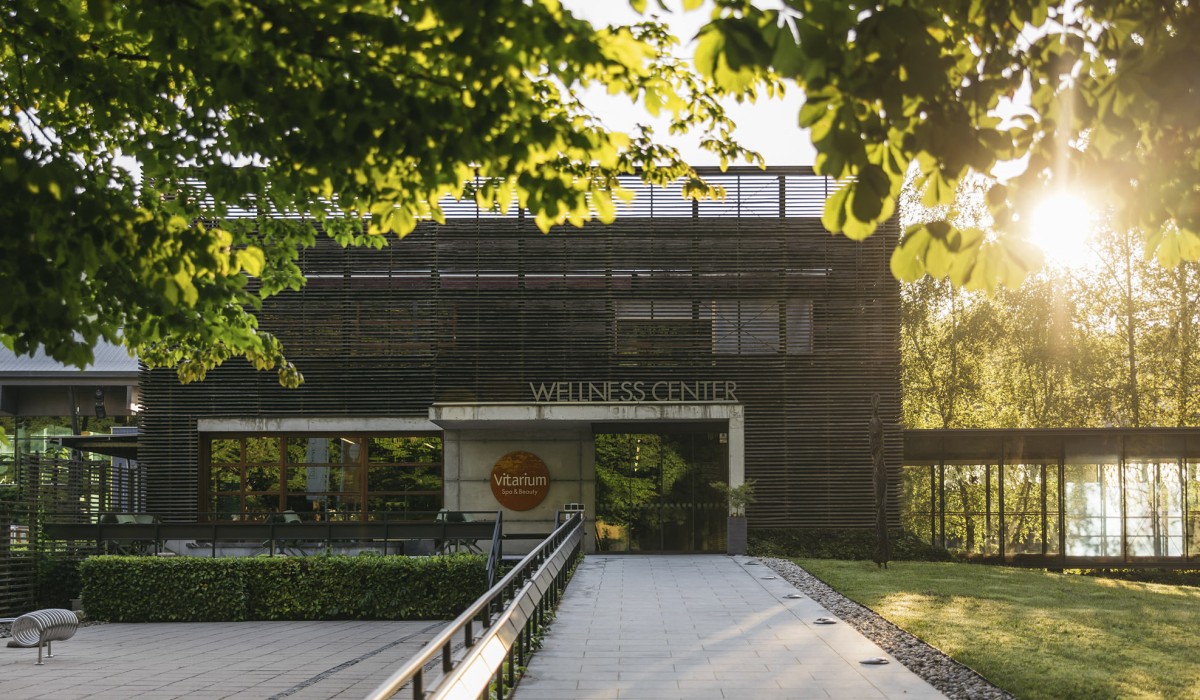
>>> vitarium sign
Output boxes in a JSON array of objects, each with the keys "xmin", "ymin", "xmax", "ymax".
[
  {"xmin": 529, "ymin": 380, "xmax": 738, "ymax": 403},
  {"xmin": 491, "ymin": 451, "xmax": 550, "ymax": 511}
]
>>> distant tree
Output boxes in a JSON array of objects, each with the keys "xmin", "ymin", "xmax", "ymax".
[
  {"xmin": 1162, "ymin": 263, "xmax": 1200, "ymax": 426},
  {"xmin": 1076, "ymin": 224, "xmax": 1158, "ymax": 426},
  {"xmin": 1, "ymin": 0, "xmax": 763, "ymax": 384},
  {"xmin": 899, "ymin": 175, "xmax": 994, "ymax": 429},
  {"xmin": 987, "ymin": 274, "xmax": 1081, "ymax": 427},
  {"xmin": 901, "ymin": 278, "xmax": 990, "ymax": 429},
  {"xmin": 697, "ymin": 1, "xmax": 1200, "ymax": 291}
]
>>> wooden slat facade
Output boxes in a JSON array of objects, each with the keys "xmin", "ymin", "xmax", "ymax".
[
  {"xmin": 0, "ymin": 501, "xmax": 35, "ymax": 616},
  {"xmin": 140, "ymin": 167, "xmax": 902, "ymax": 529}
]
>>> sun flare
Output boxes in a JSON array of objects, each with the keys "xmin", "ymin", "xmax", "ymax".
[{"xmin": 1028, "ymin": 193, "xmax": 1097, "ymax": 269}]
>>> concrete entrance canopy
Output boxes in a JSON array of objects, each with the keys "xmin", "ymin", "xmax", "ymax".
[
  {"xmin": 430, "ymin": 401, "xmax": 744, "ymax": 485},
  {"xmin": 430, "ymin": 402, "xmax": 745, "ymax": 551}
]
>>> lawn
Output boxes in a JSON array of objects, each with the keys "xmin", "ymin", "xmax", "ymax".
[{"xmin": 797, "ymin": 560, "xmax": 1200, "ymax": 700}]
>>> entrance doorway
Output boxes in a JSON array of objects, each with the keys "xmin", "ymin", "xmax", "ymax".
[{"xmin": 594, "ymin": 429, "xmax": 727, "ymax": 552}]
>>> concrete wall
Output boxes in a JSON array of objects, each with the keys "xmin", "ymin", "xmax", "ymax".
[{"xmin": 443, "ymin": 426, "xmax": 596, "ymax": 552}]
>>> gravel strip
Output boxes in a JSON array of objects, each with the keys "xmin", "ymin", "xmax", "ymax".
[{"xmin": 761, "ymin": 557, "xmax": 1014, "ymax": 700}]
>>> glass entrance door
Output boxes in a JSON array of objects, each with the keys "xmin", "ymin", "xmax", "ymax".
[{"xmin": 594, "ymin": 430, "xmax": 727, "ymax": 552}]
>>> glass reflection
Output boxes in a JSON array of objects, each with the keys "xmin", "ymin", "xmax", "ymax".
[
  {"xmin": 204, "ymin": 434, "xmax": 443, "ymax": 520},
  {"xmin": 902, "ymin": 432, "xmax": 1200, "ymax": 563},
  {"xmin": 595, "ymin": 432, "xmax": 726, "ymax": 553}
]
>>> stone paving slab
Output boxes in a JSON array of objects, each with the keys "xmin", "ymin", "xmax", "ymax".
[
  {"xmin": 0, "ymin": 620, "xmax": 444, "ymax": 699},
  {"xmin": 515, "ymin": 555, "xmax": 944, "ymax": 700}
]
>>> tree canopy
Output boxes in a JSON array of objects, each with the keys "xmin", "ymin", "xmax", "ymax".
[
  {"xmin": 697, "ymin": 0, "xmax": 1200, "ymax": 292},
  {"xmin": 1, "ymin": 0, "xmax": 763, "ymax": 384},
  {"xmin": 5, "ymin": 0, "xmax": 1198, "ymax": 386}
]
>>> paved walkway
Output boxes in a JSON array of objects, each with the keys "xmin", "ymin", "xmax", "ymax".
[
  {"xmin": 516, "ymin": 555, "xmax": 943, "ymax": 700},
  {"xmin": 0, "ymin": 620, "xmax": 444, "ymax": 699}
]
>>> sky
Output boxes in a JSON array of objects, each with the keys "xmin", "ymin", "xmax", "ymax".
[{"xmin": 562, "ymin": 1, "xmax": 816, "ymax": 167}]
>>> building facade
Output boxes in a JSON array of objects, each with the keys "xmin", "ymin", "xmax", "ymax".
[{"xmin": 139, "ymin": 167, "xmax": 902, "ymax": 551}]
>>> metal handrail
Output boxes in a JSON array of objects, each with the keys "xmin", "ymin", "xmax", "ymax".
[
  {"xmin": 484, "ymin": 511, "xmax": 503, "ymax": 588},
  {"xmin": 365, "ymin": 512, "xmax": 584, "ymax": 700}
]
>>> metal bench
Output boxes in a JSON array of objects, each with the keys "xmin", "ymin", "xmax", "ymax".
[{"xmin": 5, "ymin": 609, "xmax": 80, "ymax": 665}]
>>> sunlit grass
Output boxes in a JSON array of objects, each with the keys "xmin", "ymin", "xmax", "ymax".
[{"xmin": 798, "ymin": 560, "xmax": 1200, "ymax": 700}]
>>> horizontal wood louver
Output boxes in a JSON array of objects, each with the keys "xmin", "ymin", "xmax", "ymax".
[{"xmin": 140, "ymin": 167, "xmax": 902, "ymax": 528}]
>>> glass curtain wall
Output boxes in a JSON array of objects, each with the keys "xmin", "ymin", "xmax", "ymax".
[
  {"xmin": 903, "ymin": 431, "xmax": 1200, "ymax": 564},
  {"xmin": 1190, "ymin": 459, "xmax": 1200, "ymax": 561},
  {"xmin": 1004, "ymin": 462, "xmax": 1059, "ymax": 557}
]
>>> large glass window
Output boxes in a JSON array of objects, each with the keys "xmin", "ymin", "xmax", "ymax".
[
  {"xmin": 1003, "ymin": 463, "xmax": 1059, "ymax": 556},
  {"xmin": 614, "ymin": 300, "xmax": 709, "ymax": 357},
  {"xmin": 899, "ymin": 464, "xmax": 936, "ymax": 544},
  {"xmin": 204, "ymin": 434, "xmax": 442, "ymax": 520},
  {"xmin": 1064, "ymin": 463, "xmax": 1122, "ymax": 557},
  {"xmin": 1124, "ymin": 460, "xmax": 1185, "ymax": 557},
  {"xmin": 1189, "ymin": 461, "xmax": 1200, "ymax": 561},
  {"xmin": 614, "ymin": 299, "xmax": 813, "ymax": 358},
  {"xmin": 711, "ymin": 300, "xmax": 781, "ymax": 354},
  {"xmin": 941, "ymin": 464, "xmax": 997, "ymax": 556}
]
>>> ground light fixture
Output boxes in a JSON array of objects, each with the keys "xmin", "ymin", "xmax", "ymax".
[
  {"xmin": 760, "ymin": 575, "xmax": 777, "ymax": 579},
  {"xmin": 813, "ymin": 617, "xmax": 837, "ymax": 625},
  {"xmin": 860, "ymin": 657, "xmax": 890, "ymax": 665},
  {"xmin": 783, "ymin": 593, "xmax": 805, "ymax": 599}
]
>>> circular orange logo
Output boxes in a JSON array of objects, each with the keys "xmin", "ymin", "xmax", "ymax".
[{"xmin": 490, "ymin": 451, "xmax": 550, "ymax": 511}]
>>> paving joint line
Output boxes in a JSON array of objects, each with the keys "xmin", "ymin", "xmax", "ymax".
[{"xmin": 266, "ymin": 621, "xmax": 445, "ymax": 699}]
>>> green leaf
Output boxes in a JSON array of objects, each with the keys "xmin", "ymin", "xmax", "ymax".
[
  {"xmin": 771, "ymin": 28, "xmax": 805, "ymax": 77},
  {"xmin": 890, "ymin": 226, "xmax": 932, "ymax": 281},
  {"xmin": 237, "ymin": 246, "xmax": 266, "ymax": 277},
  {"xmin": 821, "ymin": 182, "xmax": 852, "ymax": 234},
  {"xmin": 848, "ymin": 164, "xmax": 891, "ymax": 226}
]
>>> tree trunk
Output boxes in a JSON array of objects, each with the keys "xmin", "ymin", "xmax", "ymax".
[
  {"xmin": 1176, "ymin": 265, "xmax": 1193, "ymax": 426},
  {"xmin": 1124, "ymin": 243, "xmax": 1140, "ymax": 426},
  {"xmin": 870, "ymin": 394, "xmax": 890, "ymax": 567}
]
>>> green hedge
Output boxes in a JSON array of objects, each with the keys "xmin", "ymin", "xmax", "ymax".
[
  {"xmin": 37, "ymin": 555, "xmax": 83, "ymax": 609},
  {"xmin": 80, "ymin": 554, "xmax": 487, "ymax": 622},
  {"xmin": 748, "ymin": 528, "xmax": 952, "ymax": 561}
]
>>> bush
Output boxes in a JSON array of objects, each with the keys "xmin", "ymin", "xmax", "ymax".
[
  {"xmin": 36, "ymin": 555, "xmax": 83, "ymax": 609},
  {"xmin": 81, "ymin": 553, "xmax": 487, "ymax": 622},
  {"xmin": 748, "ymin": 528, "xmax": 952, "ymax": 561},
  {"xmin": 81, "ymin": 556, "xmax": 249, "ymax": 621}
]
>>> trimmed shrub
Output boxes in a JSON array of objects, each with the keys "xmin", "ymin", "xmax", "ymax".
[
  {"xmin": 748, "ymin": 528, "xmax": 952, "ymax": 561},
  {"xmin": 80, "ymin": 554, "xmax": 486, "ymax": 622},
  {"xmin": 36, "ymin": 555, "xmax": 83, "ymax": 609},
  {"xmin": 81, "ymin": 556, "xmax": 249, "ymax": 621}
]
